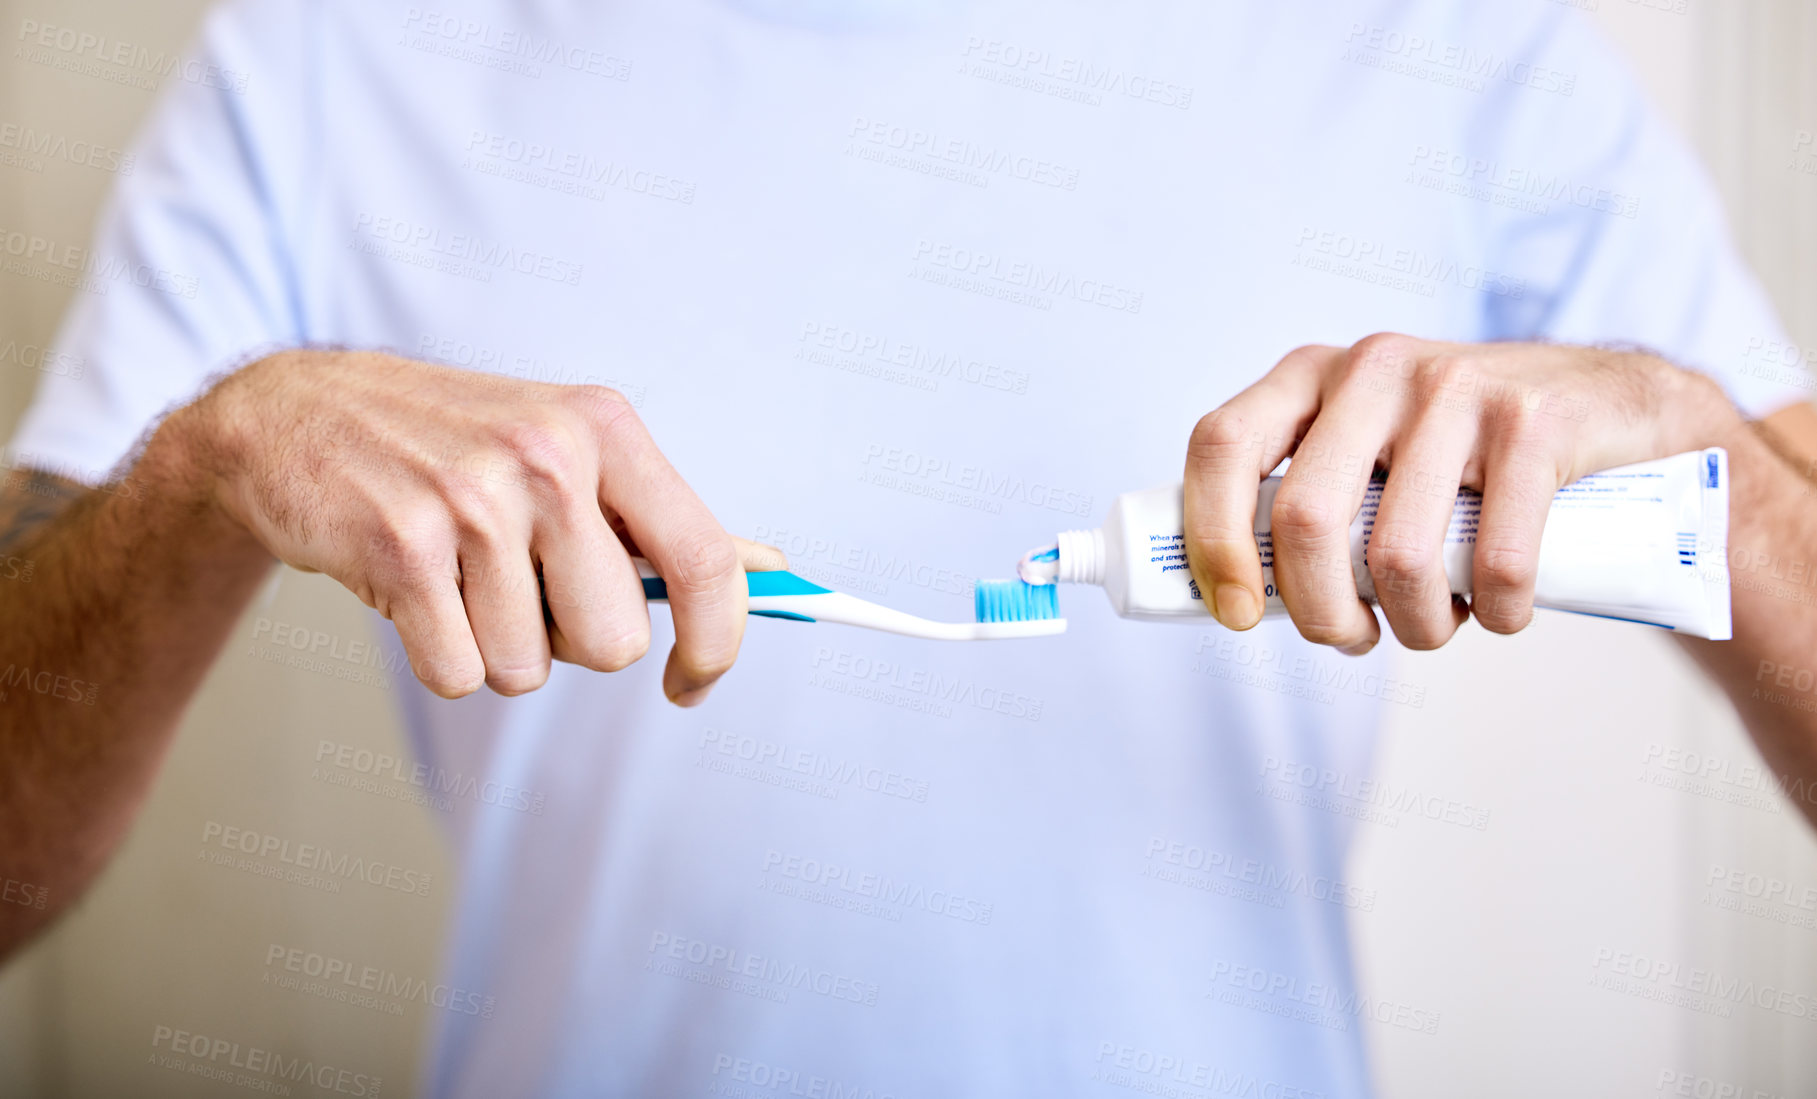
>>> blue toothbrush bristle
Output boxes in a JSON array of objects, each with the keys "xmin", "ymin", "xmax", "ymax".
[{"xmin": 974, "ymin": 579, "xmax": 1060, "ymax": 623}]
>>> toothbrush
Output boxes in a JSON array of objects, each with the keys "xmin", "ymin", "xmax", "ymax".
[{"xmin": 634, "ymin": 559, "xmax": 1065, "ymax": 641}]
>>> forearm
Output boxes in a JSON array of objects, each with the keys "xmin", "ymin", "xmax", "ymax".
[
  {"xmin": 0, "ymin": 413, "xmax": 272, "ymax": 959},
  {"xmin": 1674, "ymin": 412, "xmax": 1817, "ymax": 827}
]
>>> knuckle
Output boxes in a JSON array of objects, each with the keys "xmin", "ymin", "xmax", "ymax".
[
  {"xmin": 1488, "ymin": 398, "xmax": 1556, "ymax": 453},
  {"xmin": 1340, "ymin": 334, "xmax": 1428, "ymax": 403},
  {"xmin": 1476, "ymin": 543, "xmax": 1536, "ymax": 592},
  {"xmin": 498, "ymin": 419, "xmax": 582, "ymax": 490},
  {"xmin": 1473, "ymin": 543, "xmax": 1537, "ymax": 629},
  {"xmin": 1427, "ymin": 352, "xmax": 1473, "ymax": 385},
  {"xmin": 1424, "ymin": 353, "xmax": 1479, "ymax": 400},
  {"xmin": 366, "ymin": 516, "xmax": 450, "ymax": 588},
  {"xmin": 1270, "ymin": 489, "xmax": 1340, "ymax": 542},
  {"xmin": 1349, "ymin": 332, "xmax": 1421, "ymax": 371},
  {"xmin": 1188, "ymin": 410, "xmax": 1259, "ymax": 464},
  {"xmin": 565, "ymin": 385, "xmax": 641, "ymax": 438},
  {"xmin": 664, "ymin": 533, "xmax": 741, "ymax": 597},
  {"xmin": 564, "ymin": 383, "xmax": 631, "ymax": 414},
  {"xmin": 1367, "ymin": 530, "xmax": 1439, "ymax": 598},
  {"xmin": 1278, "ymin": 344, "xmax": 1336, "ymax": 377},
  {"xmin": 522, "ymin": 443, "xmax": 584, "ymax": 498},
  {"xmin": 436, "ymin": 470, "xmax": 506, "ymax": 535}
]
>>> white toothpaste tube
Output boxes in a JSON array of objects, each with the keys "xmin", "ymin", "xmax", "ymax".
[{"xmin": 1026, "ymin": 448, "xmax": 1731, "ymax": 639}]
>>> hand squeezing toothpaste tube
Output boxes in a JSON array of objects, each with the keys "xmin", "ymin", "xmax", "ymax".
[{"xmin": 1010, "ymin": 448, "xmax": 1733, "ymax": 640}]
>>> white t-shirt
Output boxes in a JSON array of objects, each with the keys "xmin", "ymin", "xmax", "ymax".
[{"xmin": 7, "ymin": 1, "xmax": 1797, "ymax": 1095}]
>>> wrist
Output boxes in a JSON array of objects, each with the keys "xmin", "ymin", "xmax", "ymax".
[
  {"xmin": 134, "ymin": 395, "xmax": 266, "ymax": 558},
  {"xmin": 1658, "ymin": 363, "xmax": 1748, "ymax": 453}
]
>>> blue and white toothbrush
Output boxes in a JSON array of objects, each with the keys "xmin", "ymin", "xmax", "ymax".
[{"xmin": 634, "ymin": 560, "xmax": 1065, "ymax": 641}]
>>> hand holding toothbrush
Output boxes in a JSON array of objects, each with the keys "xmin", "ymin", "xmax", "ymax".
[{"xmin": 172, "ymin": 349, "xmax": 784, "ymax": 704}]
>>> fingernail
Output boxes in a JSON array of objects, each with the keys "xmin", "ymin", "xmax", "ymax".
[
  {"xmin": 1337, "ymin": 639, "xmax": 1377, "ymax": 657},
  {"xmin": 1213, "ymin": 584, "xmax": 1259, "ymax": 629}
]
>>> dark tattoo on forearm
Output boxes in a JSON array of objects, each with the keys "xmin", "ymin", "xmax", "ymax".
[{"xmin": 0, "ymin": 469, "xmax": 87, "ymax": 555}]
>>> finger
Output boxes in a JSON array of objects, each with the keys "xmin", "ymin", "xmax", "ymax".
[
  {"xmin": 735, "ymin": 536, "xmax": 789, "ymax": 573},
  {"xmin": 1368, "ymin": 404, "xmax": 1477, "ymax": 650},
  {"xmin": 1470, "ymin": 415, "xmax": 1561, "ymax": 635},
  {"xmin": 1270, "ymin": 340, "xmax": 1419, "ymax": 654},
  {"xmin": 1185, "ymin": 346, "xmax": 1337, "ymax": 630},
  {"xmin": 383, "ymin": 572, "xmax": 486, "ymax": 698},
  {"xmin": 539, "ymin": 502, "xmax": 651, "ymax": 674},
  {"xmin": 459, "ymin": 528, "xmax": 553, "ymax": 696},
  {"xmin": 584, "ymin": 396, "xmax": 746, "ymax": 707}
]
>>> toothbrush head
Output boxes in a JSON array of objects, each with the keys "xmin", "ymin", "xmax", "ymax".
[{"xmin": 975, "ymin": 578, "xmax": 1060, "ymax": 624}]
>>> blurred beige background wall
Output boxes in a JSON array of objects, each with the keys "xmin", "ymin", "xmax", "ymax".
[{"xmin": 0, "ymin": 2, "xmax": 1813, "ymax": 1098}]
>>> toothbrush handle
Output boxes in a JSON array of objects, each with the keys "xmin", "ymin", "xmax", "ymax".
[
  {"xmin": 637, "ymin": 564, "xmax": 830, "ymax": 621},
  {"xmin": 634, "ymin": 559, "xmax": 1065, "ymax": 640}
]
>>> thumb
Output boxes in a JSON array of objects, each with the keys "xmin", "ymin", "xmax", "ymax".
[{"xmin": 734, "ymin": 536, "xmax": 789, "ymax": 573}]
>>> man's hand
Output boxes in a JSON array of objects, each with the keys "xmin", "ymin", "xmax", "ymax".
[
  {"xmin": 1184, "ymin": 334, "xmax": 1742, "ymax": 654},
  {"xmin": 172, "ymin": 349, "xmax": 778, "ymax": 703}
]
